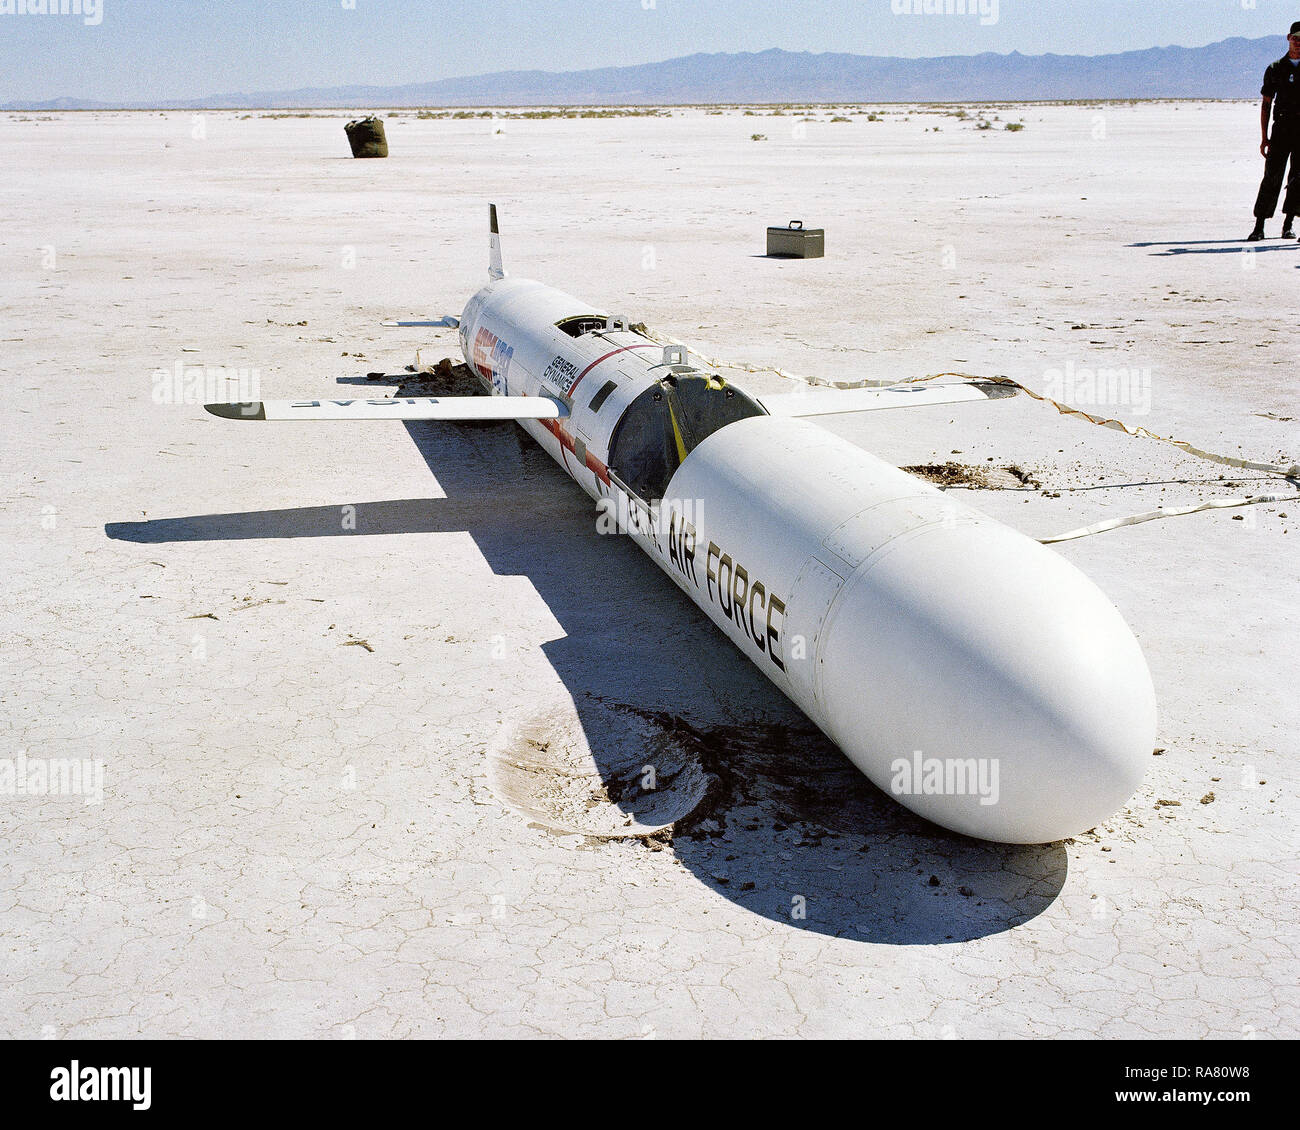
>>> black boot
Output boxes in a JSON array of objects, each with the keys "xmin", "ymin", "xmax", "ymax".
[
  {"xmin": 1284, "ymin": 216, "xmax": 1296, "ymax": 240},
  {"xmin": 1246, "ymin": 222, "xmax": 1266, "ymax": 242}
]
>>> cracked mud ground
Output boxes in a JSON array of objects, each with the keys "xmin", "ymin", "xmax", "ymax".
[{"xmin": 1, "ymin": 107, "xmax": 1296, "ymax": 1038}]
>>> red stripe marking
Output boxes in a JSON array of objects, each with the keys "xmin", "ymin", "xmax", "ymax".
[
  {"xmin": 539, "ymin": 417, "xmax": 610, "ymax": 486},
  {"xmin": 567, "ymin": 343, "xmax": 659, "ymax": 400},
  {"xmin": 587, "ymin": 452, "xmax": 611, "ymax": 486}
]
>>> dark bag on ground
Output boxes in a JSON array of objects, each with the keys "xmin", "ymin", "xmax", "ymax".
[{"xmin": 345, "ymin": 117, "xmax": 389, "ymax": 159}]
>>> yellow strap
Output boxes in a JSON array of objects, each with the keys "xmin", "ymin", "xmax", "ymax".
[{"xmin": 665, "ymin": 394, "xmax": 689, "ymax": 464}]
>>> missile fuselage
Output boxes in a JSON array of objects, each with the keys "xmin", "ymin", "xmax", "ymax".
[{"xmin": 459, "ymin": 276, "xmax": 1157, "ymax": 843}]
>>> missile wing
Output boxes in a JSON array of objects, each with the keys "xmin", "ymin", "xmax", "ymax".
[
  {"xmin": 204, "ymin": 396, "xmax": 569, "ymax": 422},
  {"xmin": 756, "ymin": 380, "xmax": 1017, "ymax": 418}
]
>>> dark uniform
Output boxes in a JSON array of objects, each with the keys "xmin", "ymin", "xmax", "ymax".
[{"xmin": 1254, "ymin": 53, "xmax": 1300, "ymax": 221}]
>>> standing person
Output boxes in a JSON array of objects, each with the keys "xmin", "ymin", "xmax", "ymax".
[{"xmin": 1247, "ymin": 22, "xmax": 1300, "ymax": 242}]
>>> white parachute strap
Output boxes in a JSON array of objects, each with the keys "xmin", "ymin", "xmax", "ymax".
[
  {"xmin": 631, "ymin": 324, "xmax": 1300, "ymax": 542},
  {"xmin": 1040, "ymin": 493, "xmax": 1296, "ymax": 544}
]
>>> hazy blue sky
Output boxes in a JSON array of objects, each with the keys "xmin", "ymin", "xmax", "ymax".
[{"xmin": 3, "ymin": 0, "xmax": 1298, "ymax": 103}]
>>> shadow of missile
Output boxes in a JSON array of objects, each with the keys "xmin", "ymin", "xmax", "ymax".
[{"xmin": 106, "ymin": 378, "xmax": 1067, "ymax": 946}]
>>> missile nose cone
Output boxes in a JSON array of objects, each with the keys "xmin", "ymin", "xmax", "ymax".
[{"xmin": 816, "ymin": 523, "xmax": 1156, "ymax": 843}]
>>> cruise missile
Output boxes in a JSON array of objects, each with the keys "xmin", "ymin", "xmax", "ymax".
[{"xmin": 206, "ymin": 206, "xmax": 1156, "ymax": 844}]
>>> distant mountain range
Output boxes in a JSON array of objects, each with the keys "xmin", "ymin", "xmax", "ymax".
[{"xmin": 4, "ymin": 37, "xmax": 1285, "ymax": 110}]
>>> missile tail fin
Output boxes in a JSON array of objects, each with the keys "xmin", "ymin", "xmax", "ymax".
[{"xmin": 489, "ymin": 203, "xmax": 506, "ymax": 281}]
